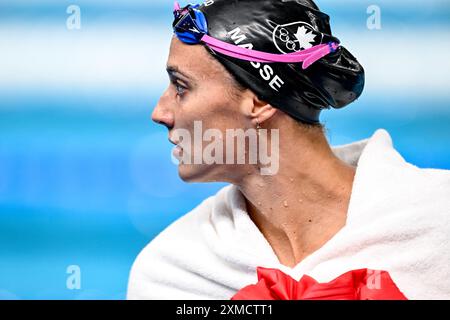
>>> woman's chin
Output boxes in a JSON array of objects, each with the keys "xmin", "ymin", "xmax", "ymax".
[
  {"xmin": 177, "ymin": 163, "xmax": 224, "ymax": 183},
  {"xmin": 177, "ymin": 163, "xmax": 206, "ymax": 182}
]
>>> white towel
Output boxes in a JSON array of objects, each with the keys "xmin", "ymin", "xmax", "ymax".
[{"xmin": 127, "ymin": 129, "xmax": 450, "ymax": 300}]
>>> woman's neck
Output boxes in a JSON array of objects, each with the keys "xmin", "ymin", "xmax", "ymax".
[{"xmin": 237, "ymin": 130, "xmax": 356, "ymax": 268}]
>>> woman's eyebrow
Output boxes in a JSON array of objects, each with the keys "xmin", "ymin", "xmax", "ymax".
[{"xmin": 166, "ymin": 65, "xmax": 194, "ymax": 82}]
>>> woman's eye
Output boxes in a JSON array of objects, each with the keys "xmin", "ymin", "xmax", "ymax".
[{"xmin": 174, "ymin": 83, "xmax": 186, "ymax": 97}]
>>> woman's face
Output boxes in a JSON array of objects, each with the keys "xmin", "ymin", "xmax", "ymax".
[{"xmin": 152, "ymin": 36, "xmax": 257, "ymax": 183}]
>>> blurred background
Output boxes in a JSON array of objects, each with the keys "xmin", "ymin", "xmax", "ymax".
[{"xmin": 0, "ymin": 0, "xmax": 449, "ymax": 299}]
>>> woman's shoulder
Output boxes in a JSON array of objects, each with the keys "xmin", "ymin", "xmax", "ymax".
[{"xmin": 398, "ymin": 163, "xmax": 450, "ymax": 215}]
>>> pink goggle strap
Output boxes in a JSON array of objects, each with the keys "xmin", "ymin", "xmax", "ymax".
[{"xmin": 202, "ymin": 34, "xmax": 339, "ymax": 69}]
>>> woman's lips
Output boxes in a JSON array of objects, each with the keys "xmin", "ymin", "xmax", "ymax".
[
  {"xmin": 169, "ymin": 136, "xmax": 185, "ymax": 159},
  {"xmin": 172, "ymin": 145, "xmax": 183, "ymax": 158},
  {"xmin": 168, "ymin": 137, "xmax": 179, "ymax": 146}
]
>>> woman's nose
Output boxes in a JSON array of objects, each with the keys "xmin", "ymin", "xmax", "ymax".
[{"xmin": 151, "ymin": 92, "xmax": 174, "ymax": 129}]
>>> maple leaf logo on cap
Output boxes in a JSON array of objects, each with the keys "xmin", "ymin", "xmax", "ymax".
[{"xmin": 294, "ymin": 25, "xmax": 317, "ymax": 49}]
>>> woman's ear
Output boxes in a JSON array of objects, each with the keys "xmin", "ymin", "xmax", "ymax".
[{"xmin": 250, "ymin": 95, "xmax": 277, "ymax": 126}]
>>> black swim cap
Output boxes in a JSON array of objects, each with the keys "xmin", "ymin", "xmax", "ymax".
[{"xmin": 189, "ymin": 0, "xmax": 365, "ymax": 124}]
